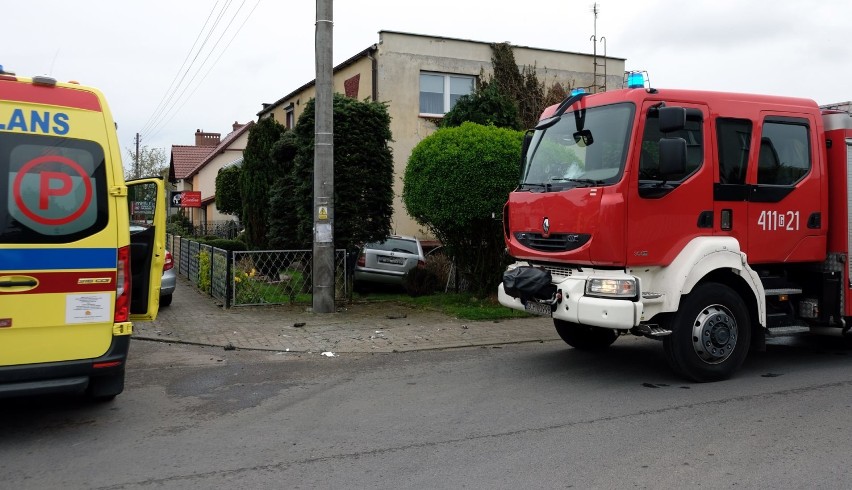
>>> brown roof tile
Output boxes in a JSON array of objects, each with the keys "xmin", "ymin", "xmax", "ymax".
[
  {"xmin": 184, "ymin": 121, "xmax": 255, "ymax": 179},
  {"xmin": 169, "ymin": 145, "xmax": 216, "ymax": 181}
]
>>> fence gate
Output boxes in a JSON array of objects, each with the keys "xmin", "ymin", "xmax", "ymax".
[{"xmin": 210, "ymin": 247, "xmax": 231, "ymax": 306}]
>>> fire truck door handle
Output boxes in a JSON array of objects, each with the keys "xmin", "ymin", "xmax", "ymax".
[
  {"xmin": 697, "ymin": 211, "xmax": 714, "ymax": 228},
  {"xmin": 721, "ymin": 209, "xmax": 733, "ymax": 231},
  {"xmin": 807, "ymin": 212, "xmax": 821, "ymax": 229}
]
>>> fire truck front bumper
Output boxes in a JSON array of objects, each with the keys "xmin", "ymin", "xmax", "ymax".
[{"xmin": 498, "ymin": 268, "xmax": 642, "ymax": 329}]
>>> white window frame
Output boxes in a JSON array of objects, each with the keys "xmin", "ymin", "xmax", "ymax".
[
  {"xmin": 419, "ymin": 72, "xmax": 475, "ymax": 117},
  {"xmin": 285, "ymin": 103, "xmax": 295, "ymax": 129}
]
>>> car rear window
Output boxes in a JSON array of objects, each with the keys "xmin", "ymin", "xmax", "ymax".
[
  {"xmin": 0, "ymin": 133, "xmax": 108, "ymax": 243},
  {"xmin": 367, "ymin": 238, "xmax": 418, "ymax": 255}
]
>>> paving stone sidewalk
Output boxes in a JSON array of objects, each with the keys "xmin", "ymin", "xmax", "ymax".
[{"xmin": 133, "ymin": 276, "xmax": 560, "ymax": 354}]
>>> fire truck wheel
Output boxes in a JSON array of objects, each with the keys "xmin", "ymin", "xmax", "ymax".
[
  {"xmin": 553, "ymin": 320, "xmax": 619, "ymax": 350},
  {"xmin": 663, "ymin": 282, "xmax": 751, "ymax": 382}
]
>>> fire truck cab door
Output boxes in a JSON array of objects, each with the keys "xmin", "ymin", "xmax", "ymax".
[
  {"xmin": 712, "ymin": 118, "xmax": 751, "ymax": 250},
  {"xmin": 745, "ymin": 113, "xmax": 824, "ymax": 263},
  {"xmin": 628, "ymin": 101, "xmax": 712, "ymax": 266}
]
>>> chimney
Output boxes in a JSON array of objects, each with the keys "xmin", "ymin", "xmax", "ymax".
[
  {"xmin": 232, "ymin": 121, "xmax": 244, "ymax": 132},
  {"xmin": 195, "ymin": 129, "xmax": 221, "ymax": 147}
]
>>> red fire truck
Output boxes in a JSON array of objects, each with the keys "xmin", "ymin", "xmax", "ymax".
[{"xmin": 498, "ymin": 76, "xmax": 852, "ymax": 381}]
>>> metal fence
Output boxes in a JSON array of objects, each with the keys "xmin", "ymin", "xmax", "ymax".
[
  {"xmin": 192, "ymin": 220, "xmax": 240, "ymax": 239},
  {"xmin": 187, "ymin": 240, "xmax": 200, "ymax": 286},
  {"xmin": 231, "ymin": 249, "xmax": 348, "ymax": 306},
  {"xmin": 210, "ymin": 247, "xmax": 230, "ymax": 304},
  {"xmin": 166, "ymin": 234, "xmax": 347, "ymax": 307}
]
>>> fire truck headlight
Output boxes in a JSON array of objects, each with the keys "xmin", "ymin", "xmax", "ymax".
[{"xmin": 586, "ymin": 278, "xmax": 637, "ymax": 298}]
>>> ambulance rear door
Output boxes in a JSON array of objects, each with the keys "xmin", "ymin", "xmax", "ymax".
[{"xmin": 126, "ymin": 177, "xmax": 166, "ymax": 321}]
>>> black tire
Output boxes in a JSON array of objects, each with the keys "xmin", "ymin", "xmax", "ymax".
[
  {"xmin": 160, "ymin": 294, "xmax": 173, "ymax": 307},
  {"xmin": 663, "ymin": 282, "xmax": 751, "ymax": 382},
  {"xmin": 87, "ymin": 370, "xmax": 125, "ymax": 402},
  {"xmin": 554, "ymin": 319, "xmax": 619, "ymax": 350}
]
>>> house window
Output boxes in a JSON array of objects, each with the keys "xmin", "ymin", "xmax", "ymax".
[
  {"xmin": 419, "ymin": 73, "xmax": 474, "ymax": 116},
  {"xmin": 285, "ymin": 103, "xmax": 295, "ymax": 129}
]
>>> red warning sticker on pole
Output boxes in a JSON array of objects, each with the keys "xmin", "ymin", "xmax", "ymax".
[{"xmin": 12, "ymin": 155, "xmax": 93, "ymax": 226}]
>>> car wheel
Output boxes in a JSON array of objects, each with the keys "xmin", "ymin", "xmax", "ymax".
[
  {"xmin": 160, "ymin": 294, "xmax": 173, "ymax": 307},
  {"xmin": 662, "ymin": 282, "xmax": 751, "ymax": 382},
  {"xmin": 553, "ymin": 319, "xmax": 619, "ymax": 350}
]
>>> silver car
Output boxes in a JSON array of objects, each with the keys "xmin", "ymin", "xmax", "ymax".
[
  {"xmin": 354, "ymin": 236, "xmax": 425, "ymax": 290},
  {"xmin": 160, "ymin": 250, "xmax": 176, "ymax": 306}
]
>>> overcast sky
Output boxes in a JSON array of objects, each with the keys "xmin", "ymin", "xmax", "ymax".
[{"xmin": 5, "ymin": 0, "xmax": 851, "ymax": 170}]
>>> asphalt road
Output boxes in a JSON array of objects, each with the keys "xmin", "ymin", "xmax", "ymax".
[{"xmin": 2, "ymin": 334, "xmax": 852, "ymax": 489}]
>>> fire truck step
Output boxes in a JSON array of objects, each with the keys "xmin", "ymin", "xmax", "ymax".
[
  {"xmin": 764, "ymin": 288, "xmax": 803, "ymax": 296},
  {"xmin": 632, "ymin": 324, "xmax": 672, "ymax": 337},
  {"xmin": 767, "ymin": 325, "xmax": 811, "ymax": 336}
]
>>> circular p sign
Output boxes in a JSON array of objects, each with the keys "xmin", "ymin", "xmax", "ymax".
[{"xmin": 12, "ymin": 155, "xmax": 93, "ymax": 226}]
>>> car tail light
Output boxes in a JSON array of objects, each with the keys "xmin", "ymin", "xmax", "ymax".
[
  {"xmin": 163, "ymin": 250, "xmax": 174, "ymax": 271},
  {"xmin": 417, "ymin": 259, "xmax": 426, "ymax": 268},
  {"xmin": 357, "ymin": 252, "xmax": 366, "ymax": 267},
  {"xmin": 114, "ymin": 245, "xmax": 131, "ymax": 322}
]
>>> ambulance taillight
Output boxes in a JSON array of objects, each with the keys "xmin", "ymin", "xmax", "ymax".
[{"xmin": 114, "ymin": 246, "xmax": 131, "ymax": 322}]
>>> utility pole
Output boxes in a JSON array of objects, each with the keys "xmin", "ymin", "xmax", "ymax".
[
  {"xmin": 134, "ymin": 133, "xmax": 141, "ymax": 179},
  {"xmin": 313, "ymin": 0, "xmax": 335, "ymax": 313}
]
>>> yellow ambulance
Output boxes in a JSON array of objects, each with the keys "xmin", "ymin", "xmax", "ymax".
[{"xmin": 0, "ymin": 65, "xmax": 166, "ymax": 400}]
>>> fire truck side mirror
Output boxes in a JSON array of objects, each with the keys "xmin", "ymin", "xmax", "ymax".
[
  {"xmin": 659, "ymin": 137, "xmax": 687, "ymax": 176},
  {"xmin": 658, "ymin": 107, "xmax": 686, "ymax": 133}
]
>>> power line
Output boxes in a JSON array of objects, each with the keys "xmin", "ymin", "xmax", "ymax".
[
  {"xmin": 146, "ymin": 0, "xmax": 260, "ymax": 142},
  {"xmin": 141, "ymin": 0, "xmax": 254, "ymax": 142},
  {"xmin": 141, "ymin": 0, "xmax": 257, "ymax": 143},
  {"xmin": 138, "ymin": 1, "xmax": 223, "ymax": 136},
  {"xmin": 141, "ymin": 0, "xmax": 236, "ymax": 138}
]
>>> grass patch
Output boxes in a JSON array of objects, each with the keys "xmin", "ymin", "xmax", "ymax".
[{"xmin": 353, "ymin": 291, "xmax": 533, "ymax": 321}]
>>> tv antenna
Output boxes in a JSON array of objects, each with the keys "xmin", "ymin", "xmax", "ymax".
[{"xmin": 590, "ymin": 2, "xmax": 607, "ymax": 93}]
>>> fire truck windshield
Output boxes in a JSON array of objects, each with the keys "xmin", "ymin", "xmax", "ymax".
[{"xmin": 521, "ymin": 102, "xmax": 635, "ymax": 190}]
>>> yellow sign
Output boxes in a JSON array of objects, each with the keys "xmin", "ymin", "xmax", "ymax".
[{"xmin": 318, "ymin": 206, "xmax": 328, "ymax": 220}]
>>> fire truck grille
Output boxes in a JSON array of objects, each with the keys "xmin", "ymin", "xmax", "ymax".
[
  {"xmin": 539, "ymin": 265, "xmax": 576, "ymax": 278},
  {"xmin": 514, "ymin": 232, "xmax": 591, "ymax": 252}
]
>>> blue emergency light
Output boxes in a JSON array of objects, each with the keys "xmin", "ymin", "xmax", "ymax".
[
  {"xmin": 570, "ymin": 88, "xmax": 586, "ymax": 96},
  {"xmin": 626, "ymin": 71, "xmax": 645, "ymax": 89}
]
